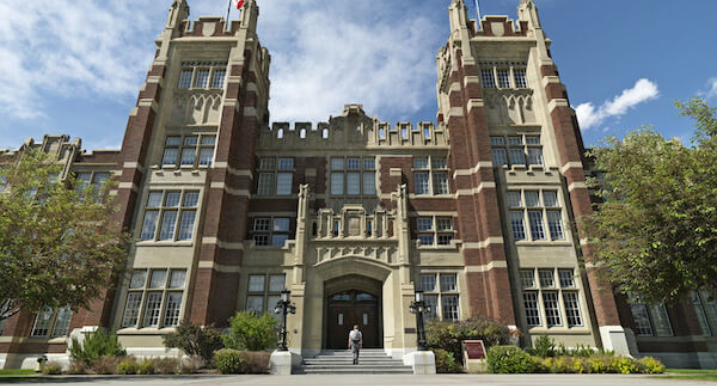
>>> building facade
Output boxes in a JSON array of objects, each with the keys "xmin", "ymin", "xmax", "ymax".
[{"xmin": 1, "ymin": 0, "xmax": 716, "ymax": 369}]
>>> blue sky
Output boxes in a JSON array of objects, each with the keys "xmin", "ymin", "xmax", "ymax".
[{"xmin": 0, "ymin": 0, "xmax": 715, "ymax": 151}]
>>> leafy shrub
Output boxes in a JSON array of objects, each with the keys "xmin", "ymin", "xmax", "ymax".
[
  {"xmin": 529, "ymin": 335, "xmax": 556, "ymax": 358},
  {"xmin": 90, "ymin": 355, "xmax": 121, "ymax": 375},
  {"xmin": 543, "ymin": 356, "xmax": 588, "ymax": 373},
  {"xmin": 612, "ymin": 356, "xmax": 639, "ymax": 374},
  {"xmin": 116, "ymin": 356, "xmax": 140, "ymax": 375},
  {"xmin": 69, "ymin": 329, "xmax": 126, "ymax": 365},
  {"xmin": 432, "ymin": 349, "xmax": 463, "ymax": 373},
  {"xmin": 241, "ymin": 351, "xmax": 271, "ymax": 374},
  {"xmin": 425, "ymin": 318, "xmax": 509, "ymax": 364},
  {"xmin": 587, "ymin": 355, "xmax": 613, "ymax": 373},
  {"xmin": 42, "ymin": 361, "xmax": 63, "ymax": 375},
  {"xmin": 213, "ymin": 348, "xmax": 243, "ymax": 374},
  {"xmin": 638, "ymin": 356, "xmax": 665, "ymax": 374},
  {"xmin": 180, "ymin": 356, "xmax": 206, "ymax": 374},
  {"xmin": 137, "ymin": 359, "xmax": 157, "ymax": 375},
  {"xmin": 223, "ymin": 312, "xmax": 278, "ymax": 352},
  {"xmin": 487, "ymin": 346, "xmax": 537, "ymax": 374},
  {"xmin": 163, "ymin": 322, "xmax": 224, "ymax": 362}
]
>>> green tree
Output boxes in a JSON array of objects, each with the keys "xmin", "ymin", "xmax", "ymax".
[
  {"xmin": 0, "ymin": 149, "xmax": 128, "ymax": 321},
  {"xmin": 582, "ymin": 98, "xmax": 717, "ymax": 305}
]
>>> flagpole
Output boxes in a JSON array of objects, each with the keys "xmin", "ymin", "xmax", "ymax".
[
  {"xmin": 226, "ymin": 0, "xmax": 232, "ymax": 25},
  {"xmin": 474, "ymin": 0, "xmax": 482, "ymax": 29}
]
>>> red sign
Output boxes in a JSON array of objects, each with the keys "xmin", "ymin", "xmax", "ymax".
[{"xmin": 464, "ymin": 340, "xmax": 486, "ymax": 360}]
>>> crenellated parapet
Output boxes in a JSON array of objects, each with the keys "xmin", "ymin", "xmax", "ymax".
[
  {"xmin": 179, "ymin": 16, "xmax": 243, "ymax": 37},
  {"xmin": 258, "ymin": 104, "xmax": 449, "ymax": 150}
]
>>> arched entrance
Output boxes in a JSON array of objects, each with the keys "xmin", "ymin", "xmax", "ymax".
[{"xmin": 323, "ymin": 275, "xmax": 383, "ymax": 349}]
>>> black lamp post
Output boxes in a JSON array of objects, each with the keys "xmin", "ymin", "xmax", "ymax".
[
  {"xmin": 274, "ymin": 289, "xmax": 296, "ymax": 352},
  {"xmin": 409, "ymin": 290, "xmax": 432, "ymax": 351}
]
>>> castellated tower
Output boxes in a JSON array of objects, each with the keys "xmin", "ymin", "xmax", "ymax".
[{"xmin": 3, "ymin": 0, "xmax": 715, "ymax": 371}]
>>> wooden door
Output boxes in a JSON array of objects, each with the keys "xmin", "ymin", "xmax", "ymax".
[{"xmin": 327, "ymin": 291, "xmax": 380, "ymax": 349}]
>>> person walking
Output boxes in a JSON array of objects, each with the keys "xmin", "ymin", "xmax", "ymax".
[{"xmin": 348, "ymin": 324, "xmax": 363, "ymax": 365}]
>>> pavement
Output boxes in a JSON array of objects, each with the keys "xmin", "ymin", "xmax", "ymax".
[{"xmin": 0, "ymin": 374, "xmax": 711, "ymax": 386}]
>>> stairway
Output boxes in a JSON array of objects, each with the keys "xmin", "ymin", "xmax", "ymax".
[{"xmin": 301, "ymin": 349, "xmax": 414, "ymax": 374}]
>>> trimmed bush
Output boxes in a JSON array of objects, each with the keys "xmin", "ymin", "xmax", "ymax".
[
  {"xmin": 223, "ymin": 312, "xmax": 278, "ymax": 352},
  {"xmin": 543, "ymin": 356, "xmax": 587, "ymax": 374},
  {"xmin": 432, "ymin": 348, "xmax": 463, "ymax": 373},
  {"xmin": 163, "ymin": 322, "xmax": 224, "ymax": 362},
  {"xmin": 116, "ymin": 356, "xmax": 140, "ymax": 375},
  {"xmin": 213, "ymin": 348, "xmax": 243, "ymax": 374},
  {"xmin": 425, "ymin": 318, "xmax": 509, "ymax": 364},
  {"xmin": 611, "ymin": 356, "xmax": 639, "ymax": 374},
  {"xmin": 137, "ymin": 359, "xmax": 157, "ymax": 375},
  {"xmin": 586, "ymin": 355, "xmax": 613, "ymax": 373},
  {"xmin": 638, "ymin": 356, "xmax": 666, "ymax": 374},
  {"xmin": 487, "ymin": 346, "xmax": 537, "ymax": 374},
  {"xmin": 69, "ymin": 329, "xmax": 126, "ymax": 365},
  {"xmin": 42, "ymin": 361, "xmax": 63, "ymax": 375}
]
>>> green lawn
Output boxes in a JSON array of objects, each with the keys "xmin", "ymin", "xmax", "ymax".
[
  {"xmin": 0, "ymin": 370, "xmax": 34, "ymax": 376},
  {"xmin": 662, "ymin": 369, "xmax": 717, "ymax": 382}
]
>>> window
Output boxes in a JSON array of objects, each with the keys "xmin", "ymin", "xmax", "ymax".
[
  {"xmin": 520, "ymin": 268, "xmax": 584, "ymax": 329},
  {"xmin": 162, "ymin": 134, "xmax": 216, "ymax": 168},
  {"xmin": 413, "ymin": 156, "xmax": 449, "ymax": 195},
  {"xmin": 121, "ymin": 269, "xmax": 186, "ymax": 328},
  {"xmin": 256, "ymin": 157, "xmax": 294, "ymax": 196},
  {"xmin": 628, "ymin": 295, "xmax": 673, "ymax": 337},
  {"xmin": 692, "ymin": 291, "xmax": 717, "ymax": 336},
  {"xmin": 251, "ymin": 217, "xmax": 291, "ymax": 247},
  {"xmin": 513, "ymin": 69, "xmax": 528, "ymax": 88},
  {"xmin": 140, "ymin": 191, "xmax": 199, "ymax": 242},
  {"xmin": 245, "ymin": 274, "xmax": 286, "ymax": 315},
  {"xmin": 74, "ymin": 171, "xmax": 110, "ymax": 202},
  {"xmin": 480, "ymin": 64, "xmax": 529, "ymax": 89},
  {"xmin": 177, "ymin": 62, "xmax": 228, "ymax": 90},
  {"xmin": 490, "ymin": 135, "xmax": 544, "ymax": 168},
  {"xmin": 30, "ymin": 306, "xmax": 72, "ymax": 339},
  {"xmin": 330, "ymin": 157, "xmax": 376, "ymax": 196},
  {"xmin": 506, "ymin": 190, "xmax": 565, "ymax": 242},
  {"xmin": 416, "ymin": 216, "xmax": 454, "ymax": 247},
  {"xmin": 481, "ymin": 69, "xmax": 496, "ymax": 88},
  {"xmin": 420, "ymin": 273, "xmax": 459, "ymax": 321}
]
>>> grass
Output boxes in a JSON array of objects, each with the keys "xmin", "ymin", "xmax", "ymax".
[
  {"xmin": 0, "ymin": 370, "xmax": 34, "ymax": 376},
  {"xmin": 661, "ymin": 369, "xmax": 717, "ymax": 382}
]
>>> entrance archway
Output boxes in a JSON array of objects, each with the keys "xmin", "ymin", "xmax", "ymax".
[{"xmin": 323, "ymin": 275, "xmax": 383, "ymax": 349}]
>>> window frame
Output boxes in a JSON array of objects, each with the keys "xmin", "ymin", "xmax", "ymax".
[
  {"xmin": 416, "ymin": 216, "xmax": 455, "ymax": 247},
  {"xmin": 251, "ymin": 217, "xmax": 292, "ymax": 248},
  {"xmin": 519, "ymin": 268, "xmax": 585, "ymax": 330},
  {"xmin": 162, "ymin": 134, "xmax": 217, "ymax": 169},
  {"xmin": 329, "ymin": 157, "xmax": 377, "ymax": 197},
  {"xmin": 506, "ymin": 189, "xmax": 566, "ymax": 243},
  {"xmin": 120, "ymin": 268, "xmax": 187, "ymax": 329},
  {"xmin": 412, "ymin": 156, "xmax": 449, "ymax": 196},
  {"xmin": 177, "ymin": 63, "xmax": 228, "ymax": 90},
  {"xmin": 245, "ymin": 273, "xmax": 287, "ymax": 316},
  {"xmin": 419, "ymin": 273, "xmax": 460, "ymax": 322},
  {"xmin": 139, "ymin": 190, "xmax": 200, "ymax": 242},
  {"xmin": 490, "ymin": 134, "xmax": 544, "ymax": 168},
  {"xmin": 256, "ymin": 157, "xmax": 295, "ymax": 196}
]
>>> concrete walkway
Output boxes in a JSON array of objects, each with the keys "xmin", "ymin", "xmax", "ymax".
[{"xmin": 4, "ymin": 374, "xmax": 710, "ymax": 386}]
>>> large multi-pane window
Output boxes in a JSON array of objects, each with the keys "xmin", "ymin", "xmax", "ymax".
[
  {"xmin": 121, "ymin": 269, "xmax": 187, "ymax": 328},
  {"xmin": 251, "ymin": 217, "xmax": 291, "ymax": 247},
  {"xmin": 177, "ymin": 62, "xmax": 227, "ymax": 90},
  {"xmin": 330, "ymin": 157, "xmax": 376, "ymax": 196},
  {"xmin": 520, "ymin": 268, "xmax": 584, "ymax": 329},
  {"xmin": 419, "ymin": 273, "xmax": 459, "ymax": 322},
  {"xmin": 74, "ymin": 171, "xmax": 110, "ymax": 202},
  {"xmin": 140, "ymin": 190, "xmax": 199, "ymax": 242},
  {"xmin": 416, "ymin": 216, "xmax": 455, "ymax": 247},
  {"xmin": 490, "ymin": 135, "xmax": 543, "ymax": 168},
  {"xmin": 30, "ymin": 306, "xmax": 72, "ymax": 339},
  {"xmin": 413, "ymin": 157, "xmax": 449, "ymax": 195},
  {"xmin": 162, "ymin": 134, "xmax": 216, "ymax": 168},
  {"xmin": 245, "ymin": 274, "xmax": 286, "ymax": 315},
  {"xmin": 480, "ymin": 64, "xmax": 529, "ymax": 89},
  {"xmin": 692, "ymin": 291, "xmax": 717, "ymax": 336},
  {"xmin": 506, "ymin": 190, "xmax": 565, "ymax": 242},
  {"xmin": 257, "ymin": 157, "xmax": 294, "ymax": 196},
  {"xmin": 628, "ymin": 295, "xmax": 673, "ymax": 337}
]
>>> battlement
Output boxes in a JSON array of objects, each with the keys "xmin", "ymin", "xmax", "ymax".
[
  {"xmin": 180, "ymin": 17, "xmax": 242, "ymax": 37},
  {"xmin": 258, "ymin": 105, "xmax": 449, "ymax": 150},
  {"xmin": 472, "ymin": 16, "xmax": 529, "ymax": 37}
]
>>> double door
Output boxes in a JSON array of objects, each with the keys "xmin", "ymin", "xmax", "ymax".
[{"xmin": 326, "ymin": 291, "xmax": 381, "ymax": 349}]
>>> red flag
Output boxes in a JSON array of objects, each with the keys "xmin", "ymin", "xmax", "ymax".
[{"xmin": 233, "ymin": 0, "xmax": 245, "ymax": 9}]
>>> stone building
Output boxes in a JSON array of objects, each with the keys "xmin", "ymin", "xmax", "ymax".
[{"xmin": 1, "ymin": 0, "xmax": 715, "ymax": 370}]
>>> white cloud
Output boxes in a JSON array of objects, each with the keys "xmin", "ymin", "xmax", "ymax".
[
  {"xmin": 575, "ymin": 78, "xmax": 659, "ymax": 130},
  {"xmin": 697, "ymin": 78, "xmax": 717, "ymax": 99}
]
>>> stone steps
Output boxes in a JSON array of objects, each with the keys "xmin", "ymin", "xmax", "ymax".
[{"xmin": 301, "ymin": 350, "xmax": 413, "ymax": 374}]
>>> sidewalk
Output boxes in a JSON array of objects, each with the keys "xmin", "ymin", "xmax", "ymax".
[{"xmin": 0, "ymin": 374, "xmax": 709, "ymax": 386}]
